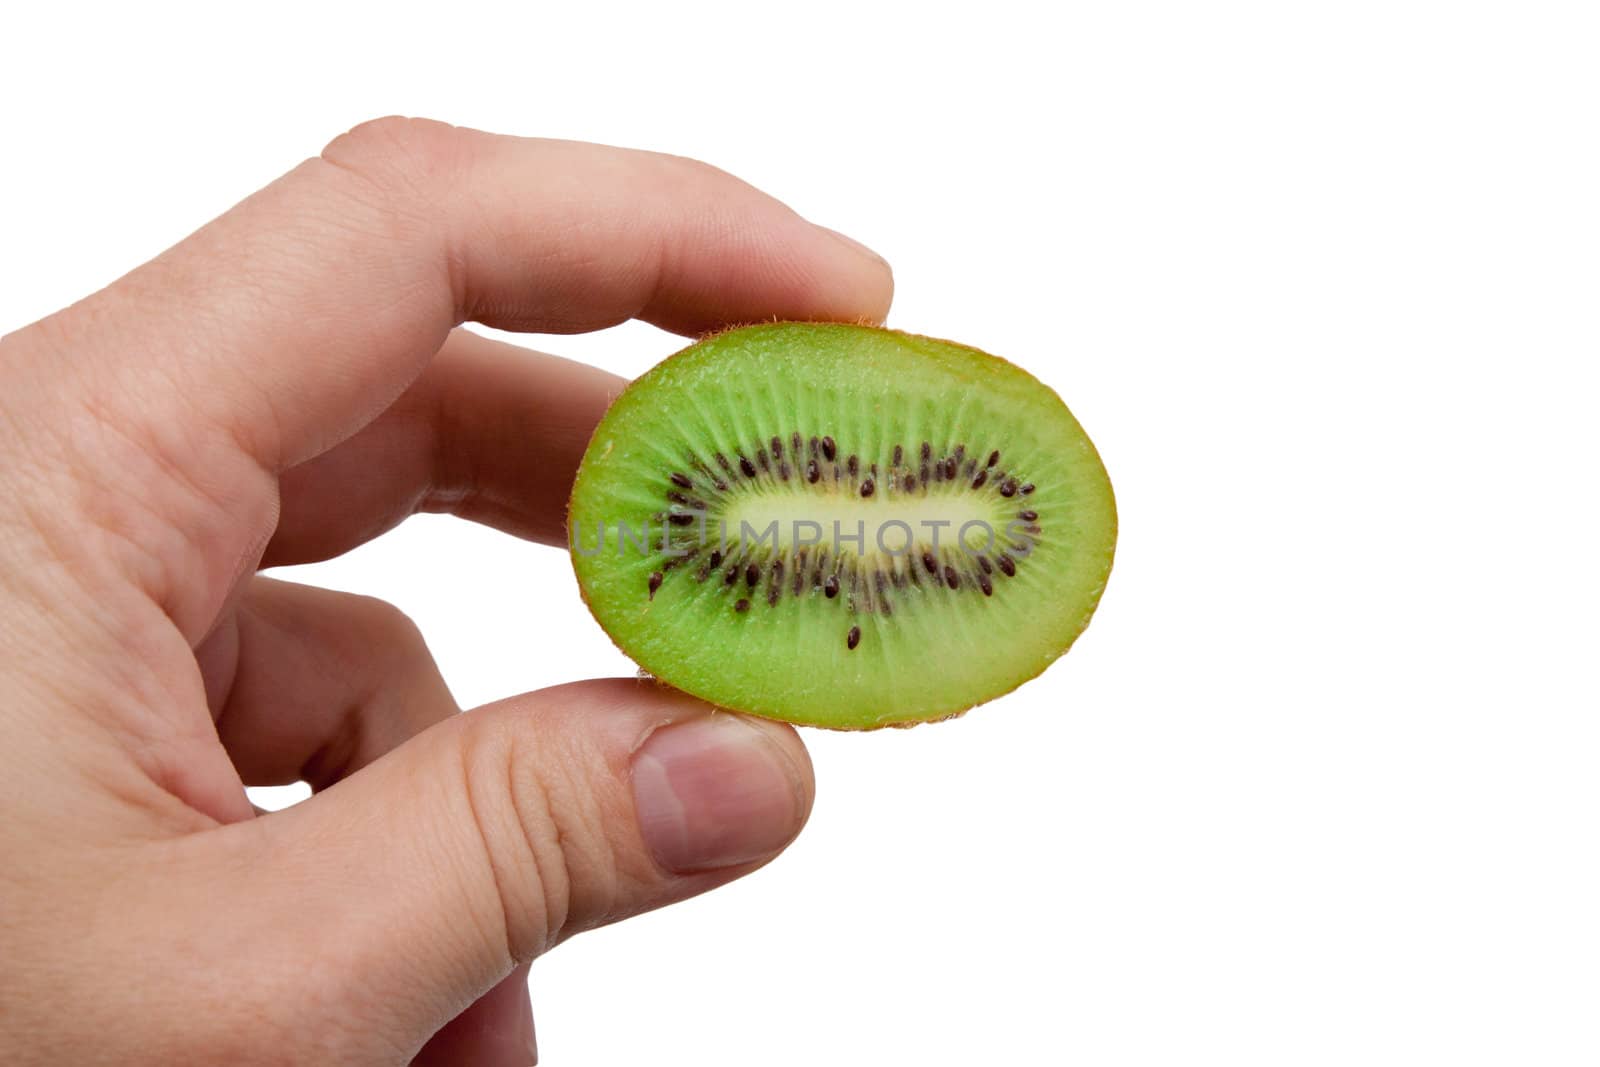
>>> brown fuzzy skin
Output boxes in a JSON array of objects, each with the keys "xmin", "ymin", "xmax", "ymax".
[{"xmin": 563, "ymin": 321, "xmax": 1118, "ymax": 730}]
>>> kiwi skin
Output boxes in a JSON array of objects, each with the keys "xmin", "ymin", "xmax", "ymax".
[{"xmin": 567, "ymin": 321, "xmax": 1116, "ymax": 729}]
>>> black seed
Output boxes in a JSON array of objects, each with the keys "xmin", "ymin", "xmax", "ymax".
[
  {"xmin": 667, "ymin": 491, "xmax": 689, "ymax": 505},
  {"xmin": 670, "ymin": 472, "xmax": 693, "ymax": 489},
  {"xmin": 922, "ymin": 552, "xmax": 938, "ymax": 575},
  {"xmin": 1019, "ymin": 509, "xmax": 1038, "ymax": 521},
  {"xmin": 735, "ymin": 598, "xmax": 751, "ymax": 613},
  {"xmin": 987, "ymin": 450, "xmax": 1000, "ymax": 468},
  {"xmin": 745, "ymin": 563, "xmax": 759, "ymax": 587},
  {"xmin": 806, "ymin": 459, "xmax": 820, "ymax": 483},
  {"xmin": 978, "ymin": 555, "xmax": 993, "ymax": 574},
  {"xmin": 708, "ymin": 550, "xmax": 723, "ymax": 568},
  {"xmin": 663, "ymin": 547, "xmax": 698, "ymax": 571},
  {"xmin": 943, "ymin": 566, "xmax": 960, "ymax": 590},
  {"xmin": 779, "ymin": 462, "xmax": 791, "ymax": 481},
  {"xmin": 847, "ymin": 454, "xmax": 859, "ymax": 477},
  {"xmin": 739, "ymin": 455, "xmax": 756, "ymax": 478},
  {"xmin": 809, "ymin": 435, "xmax": 820, "ymax": 457},
  {"xmin": 824, "ymin": 575, "xmax": 840, "ymax": 598},
  {"xmin": 999, "ymin": 479, "xmax": 1018, "ymax": 497},
  {"xmin": 978, "ymin": 573, "xmax": 993, "ymax": 596},
  {"xmin": 1020, "ymin": 483, "xmax": 1035, "ymax": 495},
  {"xmin": 920, "ymin": 462, "xmax": 930, "ymax": 484},
  {"xmin": 860, "ymin": 478, "xmax": 875, "ymax": 498},
  {"xmin": 724, "ymin": 565, "xmax": 740, "ymax": 586},
  {"xmin": 953, "ymin": 445, "xmax": 965, "ymax": 465},
  {"xmin": 943, "ymin": 457, "xmax": 957, "ymax": 479},
  {"xmin": 971, "ymin": 470, "xmax": 988, "ymax": 489},
  {"xmin": 904, "ymin": 474, "xmax": 916, "ymax": 491},
  {"xmin": 793, "ymin": 565, "xmax": 806, "ymax": 596},
  {"xmin": 771, "ymin": 436, "xmax": 783, "ymax": 458},
  {"xmin": 772, "ymin": 559, "xmax": 784, "ymax": 583},
  {"xmin": 893, "ymin": 444, "xmax": 904, "ymax": 466},
  {"xmin": 668, "ymin": 513, "xmax": 694, "ymax": 526},
  {"xmin": 1022, "ymin": 524, "xmax": 1042, "ymax": 535},
  {"xmin": 714, "ymin": 478, "xmax": 729, "ymax": 492},
  {"xmin": 821, "ymin": 436, "xmax": 837, "ymax": 461},
  {"xmin": 768, "ymin": 583, "xmax": 781, "ymax": 606},
  {"xmin": 647, "ymin": 572, "xmax": 663, "ymax": 598},
  {"xmin": 921, "ymin": 442, "xmax": 932, "ymax": 461},
  {"xmin": 997, "ymin": 554, "xmax": 1016, "ymax": 577},
  {"xmin": 847, "ymin": 626, "xmax": 861, "ymax": 650},
  {"xmin": 716, "ymin": 452, "xmax": 733, "ymax": 473},
  {"xmin": 933, "ymin": 458, "xmax": 944, "ymax": 482}
]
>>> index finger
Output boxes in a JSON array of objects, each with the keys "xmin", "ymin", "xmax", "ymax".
[
  {"xmin": 7, "ymin": 117, "xmax": 892, "ymax": 640},
  {"xmin": 23, "ymin": 116, "xmax": 894, "ymax": 473}
]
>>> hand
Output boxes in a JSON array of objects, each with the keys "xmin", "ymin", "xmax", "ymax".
[{"xmin": 0, "ymin": 117, "xmax": 893, "ymax": 1065}]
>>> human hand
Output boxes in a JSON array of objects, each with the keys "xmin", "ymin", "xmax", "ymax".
[{"xmin": 0, "ymin": 117, "xmax": 893, "ymax": 1065}]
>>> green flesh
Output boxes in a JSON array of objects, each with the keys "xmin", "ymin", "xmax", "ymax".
[{"xmin": 568, "ymin": 323, "xmax": 1116, "ymax": 728}]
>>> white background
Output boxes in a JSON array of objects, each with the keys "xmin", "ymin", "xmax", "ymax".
[{"xmin": 4, "ymin": 2, "xmax": 1597, "ymax": 1064}]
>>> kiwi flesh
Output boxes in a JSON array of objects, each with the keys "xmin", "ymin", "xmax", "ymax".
[{"xmin": 567, "ymin": 322, "xmax": 1115, "ymax": 729}]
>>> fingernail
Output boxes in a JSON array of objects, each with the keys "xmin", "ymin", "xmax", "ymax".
[
  {"xmin": 631, "ymin": 713, "xmax": 809, "ymax": 873},
  {"xmin": 817, "ymin": 224, "xmax": 890, "ymax": 269}
]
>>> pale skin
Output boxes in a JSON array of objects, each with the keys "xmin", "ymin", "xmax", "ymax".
[{"xmin": 0, "ymin": 117, "xmax": 894, "ymax": 1065}]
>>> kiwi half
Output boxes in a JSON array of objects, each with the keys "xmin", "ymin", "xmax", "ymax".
[{"xmin": 567, "ymin": 322, "xmax": 1115, "ymax": 728}]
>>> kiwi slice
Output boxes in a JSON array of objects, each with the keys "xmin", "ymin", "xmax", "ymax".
[{"xmin": 568, "ymin": 322, "xmax": 1115, "ymax": 728}]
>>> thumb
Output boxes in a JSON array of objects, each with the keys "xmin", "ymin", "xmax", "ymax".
[{"xmin": 245, "ymin": 678, "xmax": 813, "ymax": 1044}]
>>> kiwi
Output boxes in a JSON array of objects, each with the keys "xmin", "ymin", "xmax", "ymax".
[{"xmin": 567, "ymin": 322, "xmax": 1115, "ymax": 728}]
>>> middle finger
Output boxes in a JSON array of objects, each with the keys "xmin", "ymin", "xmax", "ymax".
[{"xmin": 266, "ymin": 329, "xmax": 624, "ymax": 566}]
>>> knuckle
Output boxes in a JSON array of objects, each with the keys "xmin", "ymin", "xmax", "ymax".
[
  {"xmin": 660, "ymin": 149, "xmax": 735, "ymax": 186},
  {"xmin": 319, "ymin": 115, "xmax": 468, "ymax": 202},
  {"xmin": 454, "ymin": 708, "xmax": 623, "ymax": 961},
  {"xmin": 346, "ymin": 593, "xmax": 428, "ymax": 655},
  {"xmin": 657, "ymin": 153, "xmax": 741, "ymax": 205},
  {"xmin": 454, "ymin": 713, "xmax": 565, "ymax": 961}
]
